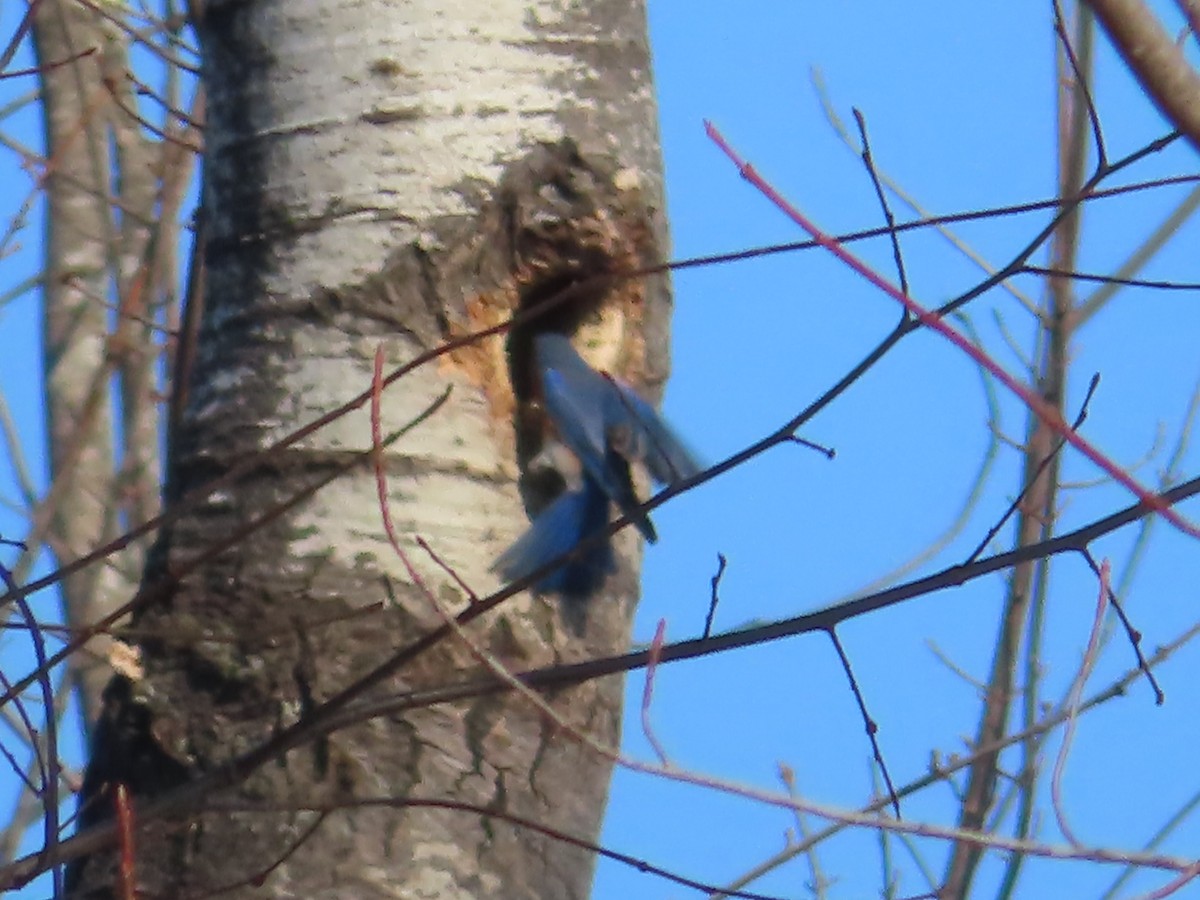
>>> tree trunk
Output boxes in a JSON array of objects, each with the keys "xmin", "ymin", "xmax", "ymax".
[{"xmin": 70, "ymin": 1, "xmax": 670, "ymax": 897}]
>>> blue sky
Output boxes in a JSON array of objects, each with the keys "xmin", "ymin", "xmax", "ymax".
[
  {"xmin": 595, "ymin": 2, "xmax": 1200, "ymax": 898},
  {"xmin": 2, "ymin": 2, "xmax": 1200, "ymax": 898}
]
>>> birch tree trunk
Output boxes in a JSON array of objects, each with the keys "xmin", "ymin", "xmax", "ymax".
[{"xmin": 68, "ymin": 0, "xmax": 670, "ymax": 897}]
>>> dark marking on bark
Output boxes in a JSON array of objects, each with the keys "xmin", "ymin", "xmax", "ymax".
[
  {"xmin": 293, "ymin": 625, "xmax": 328, "ymax": 779},
  {"xmin": 463, "ymin": 694, "xmax": 506, "ymax": 782},
  {"xmin": 66, "ymin": 677, "xmax": 192, "ymax": 892},
  {"xmin": 366, "ymin": 58, "xmax": 409, "ymax": 78},
  {"xmin": 361, "ymin": 105, "xmax": 423, "ymax": 125}
]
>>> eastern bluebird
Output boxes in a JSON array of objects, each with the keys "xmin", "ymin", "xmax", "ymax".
[{"xmin": 493, "ymin": 332, "xmax": 701, "ymax": 598}]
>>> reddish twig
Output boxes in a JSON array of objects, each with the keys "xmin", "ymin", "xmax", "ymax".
[
  {"xmin": 704, "ymin": 120, "xmax": 1199, "ymax": 540},
  {"xmin": 114, "ymin": 784, "xmax": 135, "ymax": 900},
  {"xmin": 641, "ymin": 620, "xmax": 670, "ymax": 767},
  {"xmin": 415, "ymin": 537, "xmax": 480, "ymax": 605}
]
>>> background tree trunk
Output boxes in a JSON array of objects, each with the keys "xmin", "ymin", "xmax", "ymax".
[
  {"xmin": 33, "ymin": 0, "xmax": 152, "ymax": 739},
  {"xmin": 69, "ymin": 0, "xmax": 670, "ymax": 897}
]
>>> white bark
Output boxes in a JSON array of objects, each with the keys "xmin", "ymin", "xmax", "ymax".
[{"xmin": 71, "ymin": 1, "xmax": 670, "ymax": 897}]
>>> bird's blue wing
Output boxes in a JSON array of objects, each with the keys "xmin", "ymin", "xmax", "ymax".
[
  {"xmin": 492, "ymin": 478, "xmax": 615, "ymax": 595},
  {"xmin": 539, "ymin": 341, "xmax": 657, "ymax": 542},
  {"xmin": 609, "ymin": 381, "xmax": 704, "ymax": 486}
]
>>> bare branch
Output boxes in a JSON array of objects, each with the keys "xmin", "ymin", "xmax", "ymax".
[{"xmin": 1088, "ymin": 0, "xmax": 1200, "ymax": 150}]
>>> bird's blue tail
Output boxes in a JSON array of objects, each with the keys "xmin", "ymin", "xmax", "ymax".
[{"xmin": 491, "ymin": 477, "xmax": 615, "ymax": 596}]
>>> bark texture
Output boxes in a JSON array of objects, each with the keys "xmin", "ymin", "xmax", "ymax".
[{"xmin": 69, "ymin": 1, "xmax": 669, "ymax": 897}]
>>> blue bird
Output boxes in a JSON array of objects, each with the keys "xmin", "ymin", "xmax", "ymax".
[
  {"xmin": 492, "ymin": 468, "xmax": 615, "ymax": 595},
  {"xmin": 493, "ymin": 332, "xmax": 701, "ymax": 597}
]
